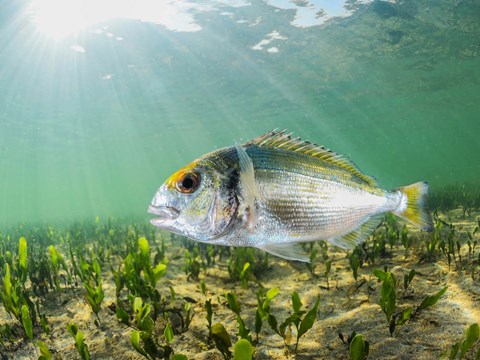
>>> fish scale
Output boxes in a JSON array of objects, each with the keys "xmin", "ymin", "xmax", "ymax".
[{"xmin": 254, "ymin": 166, "xmax": 387, "ymax": 238}]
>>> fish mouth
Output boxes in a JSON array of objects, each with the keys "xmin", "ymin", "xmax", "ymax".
[{"xmin": 148, "ymin": 205, "xmax": 180, "ymax": 227}]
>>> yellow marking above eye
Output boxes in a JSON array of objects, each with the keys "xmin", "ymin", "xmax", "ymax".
[{"xmin": 166, "ymin": 161, "xmax": 199, "ymax": 192}]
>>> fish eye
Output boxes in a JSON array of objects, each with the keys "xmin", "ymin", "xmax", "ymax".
[{"xmin": 176, "ymin": 172, "xmax": 200, "ymax": 193}]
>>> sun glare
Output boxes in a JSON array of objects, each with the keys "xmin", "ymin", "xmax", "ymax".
[
  {"xmin": 29, "ymin": 0, "xmax": 108, "ymax": 39},
  {"xmin": 28, "ymin": 0, "xmax": 204, "ymax": 39}
]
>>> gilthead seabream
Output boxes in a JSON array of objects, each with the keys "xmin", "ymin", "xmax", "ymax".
[{"xmin": 148, "ymin": 130, "xmax": 433, "ymax": 262}]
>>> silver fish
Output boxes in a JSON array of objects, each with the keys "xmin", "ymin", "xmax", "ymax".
[{"xmin": 148, "ymin": 130, "xmax": 433, "ymax": 262}]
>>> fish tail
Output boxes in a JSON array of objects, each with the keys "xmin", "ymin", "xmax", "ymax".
[{"xmin": 393, "ymin": 181, "xmax": 433, "ymax": 231}]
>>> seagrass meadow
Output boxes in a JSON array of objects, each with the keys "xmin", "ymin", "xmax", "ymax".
[
  {"xmin": 1, "ymin": 0, "xmax": 480, "ymax": 359},
  {"xmin": 1, "ymin": 198, "xmax": 480, "ymax": 359}
]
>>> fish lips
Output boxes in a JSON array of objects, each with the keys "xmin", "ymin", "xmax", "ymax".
[{"xmin": 148, "ymin": 205, "xmax": 180, "ymax": 227}]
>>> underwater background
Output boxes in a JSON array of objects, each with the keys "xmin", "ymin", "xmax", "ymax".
[
  {"xmin": 1, "ymin": 2, "xmax": 480, "ymax": 360},
  {"xmin": 1, "ymin": 0, "xmax": 479, "ymax": 227}
]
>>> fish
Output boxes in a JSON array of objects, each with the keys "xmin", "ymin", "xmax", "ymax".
[{"xmin": 148, "ymin": 130, "xmax": 433, "ymax": 262}]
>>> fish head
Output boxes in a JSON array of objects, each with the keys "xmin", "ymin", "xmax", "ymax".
[{"xmin": 148, "ymin": 153, "xmax": 239, "ymax": 242}]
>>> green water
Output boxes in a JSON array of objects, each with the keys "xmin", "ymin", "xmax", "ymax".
[{"xmin": 0, "ymin": 0, "xmax": 479, "ymax": 226}]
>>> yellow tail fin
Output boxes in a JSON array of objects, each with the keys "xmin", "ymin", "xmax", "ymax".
[{"xmin": 394, "ymin": 181, "xmax": 433, "ymax": 231}]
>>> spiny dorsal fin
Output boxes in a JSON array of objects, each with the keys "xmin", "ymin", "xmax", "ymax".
[{"xmin": 246, "ymin": 129, "xmax": 377, "ymax": 187}]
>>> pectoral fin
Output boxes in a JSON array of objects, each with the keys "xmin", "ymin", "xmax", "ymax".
[
  {"xmin": 259, "ymin": 243, "xmax": 310, "ymax": 262},
  {"xmin": 235, "ymin": 144, "xmax": 258, "ymax": 231}
]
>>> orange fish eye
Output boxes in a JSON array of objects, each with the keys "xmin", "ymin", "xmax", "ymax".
[{"xmin": 175, "ymin": 172, "xmax": 200, "ymax": 194}]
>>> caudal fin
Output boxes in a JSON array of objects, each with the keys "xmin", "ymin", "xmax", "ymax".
[{"xmin": 394, "ymin": 181, "xmax": 433, "ymax": 231}]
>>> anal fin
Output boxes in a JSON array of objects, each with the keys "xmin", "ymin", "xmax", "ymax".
[
  {"xmin": 259, "ymin": 243, "xmax": 310, "ymax": 263},
  {"xmin": 329, "ymin": 215, "xmax": 383, "ymax": 250}
]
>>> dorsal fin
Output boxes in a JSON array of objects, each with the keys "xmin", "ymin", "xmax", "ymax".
[{"xmin": 245, "ymin": 129, "xmax": 377, "ymax": 187}]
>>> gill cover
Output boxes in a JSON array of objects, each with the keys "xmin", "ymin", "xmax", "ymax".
[{"xmin": 166, "ymin": 154, "xmax": 239, "ymax": 242}]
